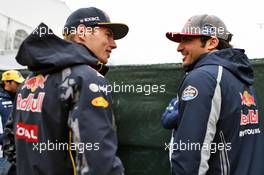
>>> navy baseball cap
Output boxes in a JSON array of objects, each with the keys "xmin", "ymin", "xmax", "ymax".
[
  {"xmin": 166, "ymin": 14, "xmax": 232, "ymax": 43},
  {"xmin": 63, "ymin": 7, "xmax": 129, "ymax": 40}
]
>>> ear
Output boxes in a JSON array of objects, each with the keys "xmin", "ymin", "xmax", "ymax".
[
  {"xmin": 207, "ymin": 36, "xmax": 219, "ymax": 50},
  {"xmin": 76, "ymin": 24, "xmax": 87, "ymax": 41}
]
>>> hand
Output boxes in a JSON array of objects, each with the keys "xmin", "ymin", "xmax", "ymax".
[
  {"xmin": 166, "ymin": 98, "xmax": 178, "ymax": 112},
  {"xmin": 161, "ymin": 97, "xmax": 179, "ymax": 129}
]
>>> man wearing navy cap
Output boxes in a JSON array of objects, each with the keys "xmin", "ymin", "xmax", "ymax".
[
  {"xmin": 165, "ymin": 14, "xmax": 263, "ymax": 175},
  {"xmin": 7, "ymin": 7, "xmax": 128, "ymax": 175}
]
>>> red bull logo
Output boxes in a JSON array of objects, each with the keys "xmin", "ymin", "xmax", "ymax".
[
  {"xmin": 22, "ymin": 75, "xmax": 48, "ymax": 92},
  {"xmin": 240, "ymin": 91, "xmax": 256, "ymax": 107},
  {"xmin": 240, "ymin": 109, "xmax": 259, "ymax": 125},
  {"xmin": 16, "ymin": 93, "xmax": 45, "ymax": 113}
]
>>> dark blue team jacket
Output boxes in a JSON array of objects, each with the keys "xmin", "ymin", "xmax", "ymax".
[
  {"xmin": 171, "ymin": 49, "xmax": 264, "ymax": 175},
  {"xmin": 8, "ymin": 23, "xmax": 123, "ymax": 175}
]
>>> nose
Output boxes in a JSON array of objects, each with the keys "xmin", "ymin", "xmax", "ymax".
[
  {"xmin": 110, "ymin": 37, "xmax": 117, "ymax": 49},
  {"xmin": 177, "ymin": 42, "xmax": 184, "ymax": 52}
]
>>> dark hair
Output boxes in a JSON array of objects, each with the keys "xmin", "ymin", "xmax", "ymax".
[{"xmin": 200, "ymin": 36, "xmax": 233, "ymax": 50}]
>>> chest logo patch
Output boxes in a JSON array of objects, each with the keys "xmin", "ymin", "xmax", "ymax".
[{"xmin": 181, "ymin": 85, "xmax": 198, "ymax": 101}]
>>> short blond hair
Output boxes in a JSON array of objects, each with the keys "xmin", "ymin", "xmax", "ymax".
[{"xmin": 63, "ymin": 33, "xmax": 76, "ymax": 41}]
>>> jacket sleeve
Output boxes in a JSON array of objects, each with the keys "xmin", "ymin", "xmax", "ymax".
[
  {"xmin": 3, "ymin": 106, "xmax": 16, "ymax": 164},
  {"xmin": 161, "ymin": 97, "xmax": 179, "ymax": 129},
  {"xmin": 61, "ymin": 68, "xmax": 124, "ymax": 175},
  {"xmin": 171, "ymin": 69, "xmax": 220, "ymax": 175}
]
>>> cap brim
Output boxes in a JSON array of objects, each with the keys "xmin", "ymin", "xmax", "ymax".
[
  {"xmin": 166, "ymin": 32, "xmax": 202, "ymax": 43},
  {"xmin": 14, "ymin": 77, "xmax": 25, "ymax": 83},
  {"xmin": 97, "ymin": 23, "xmax": 129, "ymax": 40}
]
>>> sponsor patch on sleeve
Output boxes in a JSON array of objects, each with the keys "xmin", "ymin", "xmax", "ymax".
[
  {"xmin": 181, "ymin": 85, "xmax": 198, "ymax": 101},
  {"xmin": 91, "ymin": 96, "xmax": 109, "ymax": 108},
  {"xmin": 89, "ymin": 83, "xmax": 100, "ymax": 93}
]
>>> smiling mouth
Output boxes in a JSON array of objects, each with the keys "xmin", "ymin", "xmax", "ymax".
[{"xmin": 182, "ymin": 55, "xmax": 187, "ymax": 62}]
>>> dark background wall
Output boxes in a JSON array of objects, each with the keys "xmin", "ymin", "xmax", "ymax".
[{"xmin": 106, "ymin": 60, "xmax": 264, "ymax": 175}]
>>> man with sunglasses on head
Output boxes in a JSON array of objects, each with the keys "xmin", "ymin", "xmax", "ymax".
[
  {"xmin": 8, "ymin": 7, "xmax": 128, "ymax": 175},
  {"xmin": 165, "ymin": 14, "xmax": 263, "ymax": 175}
]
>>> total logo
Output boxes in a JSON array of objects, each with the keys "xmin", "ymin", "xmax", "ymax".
[
  {"xmin": 16, "ymin": 93, "xmax": 45, "ymax": 113},
  {"xmin": 16, "ymin": 122, "xmax": 38, "ymax": 142},
  {"xmin": 22, "ymin": 75, "xmax": 48, "ymax": 92}
]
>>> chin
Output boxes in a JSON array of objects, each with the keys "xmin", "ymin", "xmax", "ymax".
[
  {"xmin": 98, "ymin": 57, "xmax": 108, "ymax": 64},
  {"xmin": 100, "ymin": 59, "xmax": 108, "ymax": 64},
  {"xmin": 182, "ymin": 62, "xmax": 190, "ymax": 68}
]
